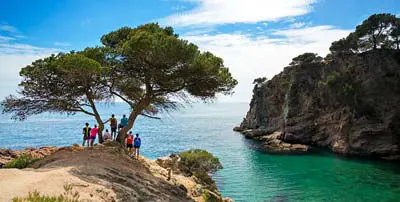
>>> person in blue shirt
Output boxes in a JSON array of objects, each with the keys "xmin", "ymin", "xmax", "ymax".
[
  {"xmin": 133, "ymin": 133, "xmax": 141, "ymax": 159},
  {"xmin": 120, "ymin": 114, "xmax": 128, "ymax": 128}
]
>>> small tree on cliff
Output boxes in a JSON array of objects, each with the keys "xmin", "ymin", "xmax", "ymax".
[
  {"xmin": 390, "ymin": 19, "xmax": 400, "ymax": 50},
  {"xmin": 1, "ymin": 52, "xmax": 110, "ymax": 143},
  {"xmin": 100, "ymin": 23, "xmax": 238, "ymax": 142},
  {"xmin": 289, "ymin": 53, "xmax": 323, "ymax": 66},
  {"xmin": 355, "ymin": 13, "xmax": 397, "ymax": 50}
]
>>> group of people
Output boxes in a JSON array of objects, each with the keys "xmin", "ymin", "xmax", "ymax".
[{"xmin": 82, "ymin": 114, "xmax": 142, "ymax": 159}]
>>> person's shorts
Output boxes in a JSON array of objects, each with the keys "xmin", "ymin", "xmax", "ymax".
[
  {"xmin": 83, "ymin": 136, "xmax": 90, "ymax": 140},
  {"xmin": 90, "ymin": 136, "xmax": 96, "ymax": 140},
  {"xmin": 134, "ymin": 145, "xmax": 140, "ymax": 149},
  {"xmin": 111, "ymin": 127, "xmax": 117, "ymax": 133},
  {"xmin": 127, "ymin": 144, "xmax": 133, "ymax": 148}
]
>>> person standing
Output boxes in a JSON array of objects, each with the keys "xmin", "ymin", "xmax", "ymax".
[
  {"xmin": 120, "ymin": 114, "xmax": 128, "ymax": 128},
  {"xmin": 133, "ymin": 133, "xmax": 141, "ymax": 159},
  {"xmin": 125, "ymin": 131, "xmax": 134, "ymax": 153},
  {"xmin": 104, "ymin": 114, "xmax": 118, "ymax": 140},
  {"xmin": 82, "ymin": 123, "xmax": 91, "ymax": 147},
  {"xmin": 90, "ymin": 124, "xmax": 99, "ymax": 147}
]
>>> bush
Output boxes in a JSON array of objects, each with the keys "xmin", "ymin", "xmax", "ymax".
[
  {"xmin": 5, "ymin": 155, "xmax": 39, "ymax": 169},
  {"xmin": 202, "ymin": 190, "xmax": 221, "ymax": 202},
  {"xmin": 12, "ymin": 184, "xmax": 80, "ymax": 202},
  {"xmin": 193, "ymin": 172, "xmax": 217, "ymax": 191},
  {"xmin": 178, "ymin": 149, "xmax": 222, "ymax": 175}
]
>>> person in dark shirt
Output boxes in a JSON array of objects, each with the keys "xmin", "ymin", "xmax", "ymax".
[{"xmin": 82, "ymin": 123, "xmax": 91, "ymax": 147}]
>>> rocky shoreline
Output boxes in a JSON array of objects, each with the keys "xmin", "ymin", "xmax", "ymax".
[{"xmin": 233, "ymin": 128, "xmax": 310, "ymax": 153}]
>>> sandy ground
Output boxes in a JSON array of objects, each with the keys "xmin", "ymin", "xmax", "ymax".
[
  {"xmin": 0, "ymin": 143, "xmax": 194, "ymax": 202},
  {"xmin": 0, "ymin": 167, "xmax": 116, "ymax": 201}
]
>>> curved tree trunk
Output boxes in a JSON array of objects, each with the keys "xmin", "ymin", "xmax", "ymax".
[
  {"xmin": 116, "ymin": 98, "xmax": 149, "ymax": 144},
  {"xmin": 97, "ymin": 122, "xmax": 104, "ymax": 143}
]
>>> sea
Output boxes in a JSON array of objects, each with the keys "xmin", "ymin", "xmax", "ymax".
[{"xmin": 1, "ymin": 102, "xmax": 400, "ymax": 202}]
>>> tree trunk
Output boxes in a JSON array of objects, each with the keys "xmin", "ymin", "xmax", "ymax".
[
  {"xmin": 98, "ymin": 122, "xmax": 104, "ymax": 143},
  {"xmin": 117, "ymin": 111, "xmax": 139, "ymax": 144},
  {"xmin": 94, "ymin": 114, "xmax": 104, "ymax": 143},
  {"xmin": 373, "ymin": 35, "xmax": 377, "ymax": 50},
  {"xmin": 116, "ymin": 98, "xmax": 149, "ymax": 144}
]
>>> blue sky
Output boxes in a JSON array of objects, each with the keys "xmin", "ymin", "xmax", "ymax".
[{"xmin": 1, "ymin": 0, "xmax": 399, "ymax": 102}]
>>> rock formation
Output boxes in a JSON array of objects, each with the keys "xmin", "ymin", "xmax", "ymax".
[{"xmin": 236, "ymin": 50, "xmax": 400, "ymax": 160}]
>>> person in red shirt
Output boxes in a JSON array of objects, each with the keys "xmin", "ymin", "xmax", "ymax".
[
  {"xmin": 125, "ymin": 131, "xmax": 134, "ymax": 153},
  {"xmin": 90, "ymin": 124, "xmax": 99, "ymax": 147}
]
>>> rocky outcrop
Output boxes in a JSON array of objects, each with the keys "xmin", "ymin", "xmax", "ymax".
[
  {"xmin": 155, "ymin": 151, "xmax": 231, "ymax": 202},
  {"xmin": 236, "ymin": 50, "xmax": 400, "ymax": 160},
  {"xmin": 0, "ymin": 146, "xmax": 58, "ymax": 167},
  {"xmin": 0, "ymin": 144, "xmax": 231, "ymax": 202}
]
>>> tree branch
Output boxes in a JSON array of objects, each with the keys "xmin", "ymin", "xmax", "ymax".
[{"xmin": 140, "ymin": 113, "xmax": 161, "ymax": 119}]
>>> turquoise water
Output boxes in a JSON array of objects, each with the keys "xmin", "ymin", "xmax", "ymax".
[{"xmin": 1, "ymin": 102, "xmax": 400, "ymax": 202}]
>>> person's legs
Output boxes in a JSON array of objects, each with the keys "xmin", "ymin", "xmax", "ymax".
[{"xmin": 82, "ymin": 137, "xmax": 86, "ymax": 146}]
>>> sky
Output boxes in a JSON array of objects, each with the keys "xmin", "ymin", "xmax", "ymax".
[{"xmin": 0, "ymin": 0, "xmax": 399, "ymax": 103}]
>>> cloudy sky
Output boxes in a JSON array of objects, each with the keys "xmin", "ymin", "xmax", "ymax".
[{"xmin": 1, "ymin": 0, "xmax": 399, "ymax": 103}]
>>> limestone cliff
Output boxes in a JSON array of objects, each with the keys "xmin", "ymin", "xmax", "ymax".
[{"xmin": 237, "ymin": 50, "xmax": 400, "ymax": 160}]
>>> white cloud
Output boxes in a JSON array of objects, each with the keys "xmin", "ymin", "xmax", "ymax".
[
  {"xmin": 0, "ymin": 25, "xmax": 61, "ymax": 99},
  {"xmin": 54, "ymin": 42, "xmax": 71, "ymax": 47},
  {"xmin": 0, "ymin": 36, "xmax": 15, "ymax": 42},
  {"xmin": 162, "ymin": 0, "xmax": 317, "ymax": 26},
  {"xmin": 184, "ymin": 26, "xmax": 351, "ymax": 102},
  {"xmin": 289, "ymin": 22, "xmax": 306, "ymax": 28},
  {"xmin": 0, "ymin": 24, "xmax": 18, "ymax": 33},
  {"xmin": 171, "ymin": 5, "xmax": 187, "ymax": 11}
]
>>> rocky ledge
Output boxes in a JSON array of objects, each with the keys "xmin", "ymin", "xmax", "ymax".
[
  {"xmin": 0, "ymin": 146, "xmax": 58, "ymax": 167},
  {"xmin": 234, "ymin": 128, "xmax": 310, "ymax": 153}
]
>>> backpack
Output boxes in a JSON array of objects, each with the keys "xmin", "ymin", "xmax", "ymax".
[
  {"xmin": 110, "ymin": 118, "xmax": 117, "ymax": 127},
  {"xmin": 134, "ymin": 137, "xmax": 141, "ymax": 147}
]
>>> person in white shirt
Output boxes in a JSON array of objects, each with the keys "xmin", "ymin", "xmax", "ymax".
[{"xmin": 104, "ymin": 129, "xmax": 112, "ymax": 141}]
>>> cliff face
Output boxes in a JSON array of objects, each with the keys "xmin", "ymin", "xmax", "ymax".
[{"xmin": 238, "ymin": 50, "xmax": 400, "ymax": 159}]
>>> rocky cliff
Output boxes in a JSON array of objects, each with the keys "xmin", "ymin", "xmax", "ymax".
[{"xmin": 236, "ymin": 50, "xmax": 400, "ymax": 160}]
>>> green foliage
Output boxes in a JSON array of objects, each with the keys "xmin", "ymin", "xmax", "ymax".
[
  {"xmin": 355, "ymin": 13, "xmax": 397, "ymax": 50},
  {"xmin": 329, "ymin": 32, "xmax": 358, "ymax": 54},
  {"xmin": 178, "ymin": 149, "xmax": 222, "ymax": 174},
  {"xmin": 193, "ymin": 172, "xmax": 218, "ymax": 192},
  {"xmin": 289, "ymin": 53, "xmax": 323, "ymax": 66},
  {"xmin": 253, "ymin": 77, "xmax": 267, "ymax": 85},
  {"xmin": 5, "ymin": 155, "xmax": 39, "ymax": 169},
  {"xmin": 12, "ymin": 185, "xmax": 80, "ymax": 202},
  {"xmin": 100, "ymin": 23, "xmax": 237, "ymax": 142},
  {"xmin": 1, "ymin": 52, "xmax": 108, "ymax": 121},
  {"xmin": 390, "ymin": 19, "xmax": 400, "ymax": 50},
  {"xmin": 2, "ymin": 23, "xmax": 237, "ymax": 144},
  {"xmin": 202, "ymin": 190, "xmax": 221, "ymax": 202},
  {"xmin": 329, "ymin": 13, "xmax": 399, "ymax": 54}
]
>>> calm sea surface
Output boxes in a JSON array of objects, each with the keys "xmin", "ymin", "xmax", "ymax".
[{"xmin": 1, "ymin": 102, "xmax": 400, "ymax": 202}]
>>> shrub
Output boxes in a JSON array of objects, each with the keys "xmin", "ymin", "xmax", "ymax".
[
  {"xmin": 12, "ymin": 184, "xmax": 80, "ymax": 202},
  {"xmin": 178, "ymin": 149, "xmax": 222, "ymax": 175},
  {"xmin": 5, "ymin": 155, "xmax": 39, "ymax": 169},
  {"xmin": 202, "ymin": 190, "xmax": 221, "ymax": 202},
  {"xmin": 193, "ymin": 172, "xmax": 217, "ymax": 191}
]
